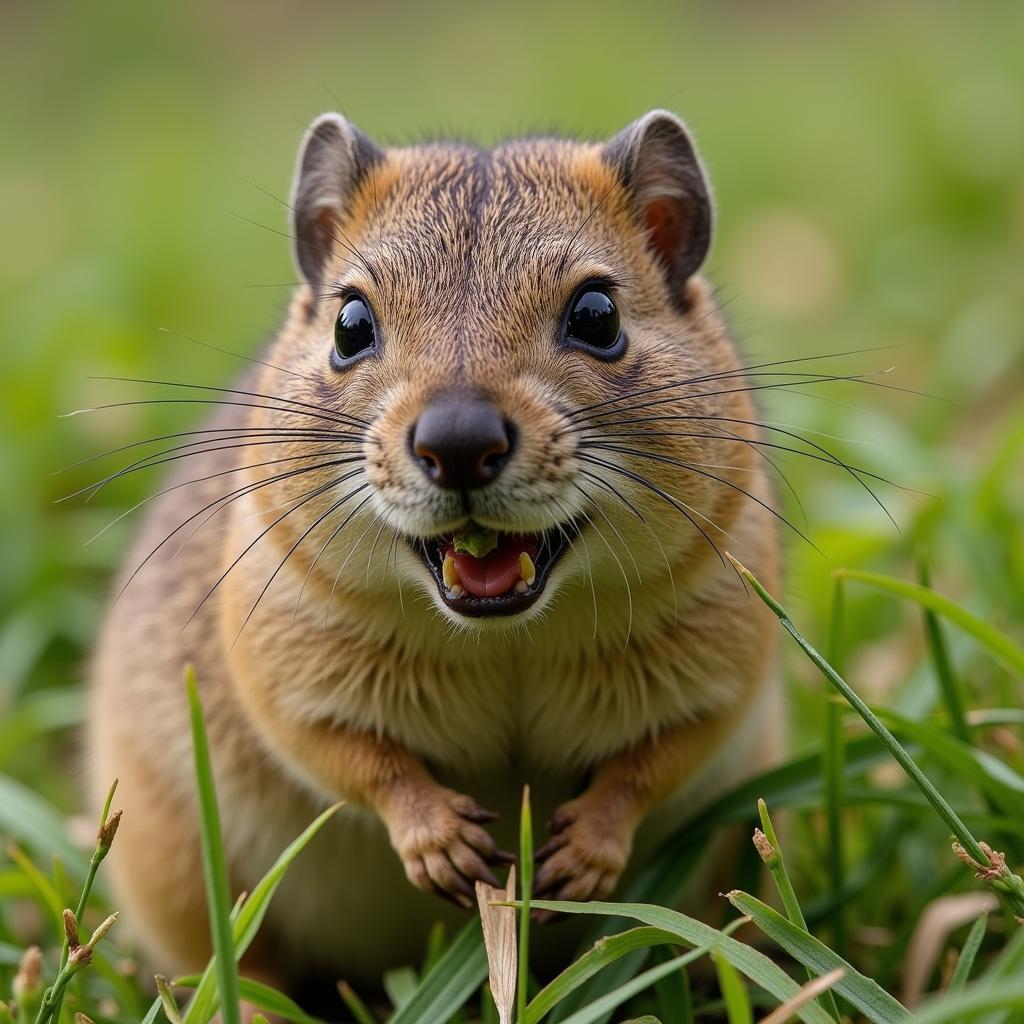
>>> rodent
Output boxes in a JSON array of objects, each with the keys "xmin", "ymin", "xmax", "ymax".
[{"xmin": 88, "ymin": 109, "xmax": 781, "ymax": 992}]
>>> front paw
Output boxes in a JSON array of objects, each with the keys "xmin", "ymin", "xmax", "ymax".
[
  {"xmin": 383, "ymin": 783, "xmax": 514, "ymax": 908},
  {"xmin": 533, "ymin": 796, "xmax": 634, "ymax": 915}
]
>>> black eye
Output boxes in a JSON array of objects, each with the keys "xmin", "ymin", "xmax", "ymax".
[
  {"xmin": 564, "ymin": 286, "xmax": 624, "ymax": 360},
  {"xmin": 333, "ymin": 296, "xmax": 377, "ymax": 363}
]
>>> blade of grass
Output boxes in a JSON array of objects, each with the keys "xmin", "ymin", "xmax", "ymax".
[
  {"xmin": 233, "ymin": 803, "xmax": 340, "ymax": 957},
  {"xmin": 526, "ymin": 928, "xmax": 681, "ymax": 1024},
  {"xmin": 982, "ymin": 918, "xmax": 1024, "ymax": 979},
  {"xmin": 652, "ymin": 947, "xmax": 692, "ymax": 1024},
  {"xmin": 139, "ymin": 997, "xmax": 163, "ymax": 1024},
  {"xmin": 387, "ymin": 920, "xmax": 487, "ymax": 1024},
  {"xmin": 758, "ymin": 970, "xmax": 846, "ymax": 1024},
  {"xmin": 835, "ymin": 569, "xmax": 1024, "ymax": 677},
  {"xmin": 559, "ymin": 940, "xmax": 725, "ymax": 1024},
  {"xmin": 383, "ymin": 968, "xmax": 419, "ymax": 1013},
  {"xmin": 338, "ymin": 982, "xmax": 377, "ymax": 1024},
  {"xmin": 47, "ymin": 778, "xmax": 121, "ymax": 1024},
  {"xmin": 184, "ymin": 667, "xmax": 240, "ymax": 1024},
  {"xmin": 755, "ymin": 802, "xmax": 841, "ymax": 1024},
  {"xmin": 230, "ymin": 979, "xmax": 323, "ymax": 1024},
  {"xmin": 518, "ymin": 787, "xmax": 532, "ymax": 1024},
  {"xmin": 918, "ymin": 562, "xmax": 971, "ymax": 744},
  {"xmin": 712, "ymin": 950, "xmax": 752, "ymax": 1024},
  {"xmin": 482, "ymin": 986, "xmax": 500, "ymax": 1024},
  {"xmin": 182, "ymin": 802, "xmax": 339, "ymax": 1024},
  {"xmin": 156, "ymin": 975, "xmax": 182, "ymax": 1024},
  {"xmin": 823, "ymin": 577, "xmax": 847, "ymax": 959},
  {"xmin": 0, "ymin": 776, "xmax": 90, "ymax": 876},
  {"xmin": 523, "ymin": 901, "xmax": 835, "ymax": 1024},
  {"xmin": 6, "ymin": 846, "xmax": 63, "ymax": 924},
  {"xmin": 728, "ymin": 554, "xmax": 1024, "ymax": 917},
  {"xmin": 421, "ymin": 922, "xmax": 447, "ymax": 978},
  {"xmin": 0, "ymin": 689, "xmax": 85, "ymax": 772},
  {"xmin": 550, "ymin": 734, "xmax": 894, "ymax": 1021},
  {"xmin": 912, "ymin": 983, "xmax": 1024, "ymax": 1024},
  {"xmin": 947, "ymin": 913, "xmax": 988, "ymax": 992},
  {"xmin": 877, "ymin": 709, "xmax": 1024, "ymax": 819},
  {"xmin": 725, "ymin": 891, "xmax": 911, "ymax": 1022}
]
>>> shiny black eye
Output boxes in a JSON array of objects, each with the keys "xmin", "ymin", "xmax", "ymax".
[
  {"xmin": 333, "ymin": 296, "xmax": 377, "ymax": 363},
  {"xmin": 563, "ymin": 286, "xmax": 625, "ymax": 360}
]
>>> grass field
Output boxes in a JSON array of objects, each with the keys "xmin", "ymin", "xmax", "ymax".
[{"xmin": 1, "ymin": 1, "xmax": 1023, "ymax": 1021}]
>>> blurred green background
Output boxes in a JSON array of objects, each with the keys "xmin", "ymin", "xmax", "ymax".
[{"xmin": 1, "ymin": 0, "xmax": 1022, "ymax": 814}]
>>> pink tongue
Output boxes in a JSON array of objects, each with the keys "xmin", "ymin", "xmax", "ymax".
[{"xmin": 449, "ymin": 535, "xmax": 538, "ymax": 598}]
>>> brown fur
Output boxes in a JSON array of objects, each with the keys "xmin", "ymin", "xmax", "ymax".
[{"xmin": 89, "ymin": 112, "xmax": 781, "ymax": 990}]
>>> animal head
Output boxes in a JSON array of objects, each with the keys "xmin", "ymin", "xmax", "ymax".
[{"xmin": 248, "ymin": 111, "xmax": 761, "ymax": 630}]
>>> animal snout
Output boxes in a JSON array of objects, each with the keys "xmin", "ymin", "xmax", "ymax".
[{"xmin": 411, "ymin": 390, "xmax": 514, "ymax": 490}]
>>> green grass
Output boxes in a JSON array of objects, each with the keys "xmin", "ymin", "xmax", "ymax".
[
  {"xmin": 6, "ymin": 588, "xmax": 1024, "ymax": 1023},
  {"xmin": 2, "ymin": 1, "xmax": 1024, "ymax": 1021}
]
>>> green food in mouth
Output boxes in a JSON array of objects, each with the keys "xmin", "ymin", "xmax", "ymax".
[{"xmin": 451, "ymin": 525, "xmax": 500, "ymax": 559}]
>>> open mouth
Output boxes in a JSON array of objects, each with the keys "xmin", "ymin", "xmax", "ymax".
[{"xmin": 414, "ymin": 522, "xmax": 575, "ymax": 617}]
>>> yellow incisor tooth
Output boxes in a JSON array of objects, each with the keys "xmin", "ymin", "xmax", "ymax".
[
  {"xmin": 519, "ymin": 552, "xmax": 536, "ymax": 586},
  {"xmin": 442, "ymin": 554, "xmax": 458, "ymax": 589}
]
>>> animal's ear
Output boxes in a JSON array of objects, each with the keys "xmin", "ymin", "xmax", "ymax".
[
  {"xmin": 603, "ymin": 110, "xmax": 713, "ymax": 298},
  {"xmin": 289, "ymin": 113, "xmax": 384, "ymax": 290}
]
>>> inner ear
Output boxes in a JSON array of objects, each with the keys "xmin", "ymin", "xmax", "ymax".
[
  {"xmin": 644, "ymin": 197, "xmax": 692, "ymax": 275},
  {"xmin": 289, "ymin": 113, "xmax": 384, "ymax": 295},
  {"xmin": 306, "ymin": 205, "xmax": 343, "ymax": 269},
  {"xmin": 604, "ymin": 110, "xmax": 713, "ymax": 302}
]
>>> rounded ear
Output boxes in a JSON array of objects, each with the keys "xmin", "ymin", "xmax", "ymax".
[
  {"xmin": 289, "ymin": 112, "xmax": 384, "ymax": 290},
  {"xmin": 603, "ymin": 110, "xmax": 713, "ymax": 297}
]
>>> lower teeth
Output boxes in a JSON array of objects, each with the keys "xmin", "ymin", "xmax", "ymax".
[{"xmin": 442, "ymin": 553, "xmax": 458, "ymax": 588}]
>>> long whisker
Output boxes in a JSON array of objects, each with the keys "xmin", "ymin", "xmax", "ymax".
[
  {"xmin": 569, "ymin": 481, "xmax": 642, "ymax": 581},
  {"xmin": 556, "ymin": 177, "xmax": 622, "ymax": 277},
  {"xmin": 174, "ymin": 464, "xmax": 365, "ymax": 569},
  {"xmin": 550, "ymin": 497, "xmax": 597, "ymax": 640},
  {"xmin": 230, "ymin": 212, "xmax": 364, "ymax": 277},
  {"xmin": 81, "ymin": 375, "xmax": 370, "ymax": 430},
  {"xmin": 579, "ymin": 442, "xmax": 819, "ymax": 553},
  {"xmin": 389, "ymin": 529, "xmax": 406, "ymax": 618},
  {"xmin": 566, "ymin": 344, "xmax": 906, "ymax": 419},
  {"xmin": 292, "ymin": 490, "xmax": 380, "ymax": 630},
  {"xmin": 237, "ymin": 176, "xmax": 381, "ymax": 289},
  {"xmin": 567, "ymin": 368, "xmax": 928, "ymax": 430},
  {"xmin": 69, "ymin": 434, "xmax": 363, "ymax": 504},
  {"xmin": 157, "ymin": 326, "xmax": 320, "ymax": 383},
  {"xmin": 118, "ymin": 458, "xmax": 361, "ymax": 604},
  {"xmin": 323, "ymin": 494, "xmax": 386, "ymax": 646},
  {"xmin": 578, "ymin": 467, "xmax": 678, "ymax": 621},
  {"xmin": 576, "ymin": 416, "xmax": 917, "ymax": 497},
  {"xmin": 643, "ymin": 414, "xmax": 910, "ymax": 527},
  {"xmin": 364, "ymin": 512, "xmax": 392, "ymax": 588},
  {"xmin": 185, "ymin": 472, "xmax": 355, "ymax": 630},
  {"xmin": 87, "ymin": 450, "xmax": 364, "ymax": 545},
  {"xmin": 55, "ymin": 425, "xmax": 355, "ymax": 475},
  {"xmin": 233, "ymin": 482, "xmax": 372, "ymax": 646},
  {"xmin": 693, "ymin": 421, "xmax": 810, "ymax": 530},
  {"xmin": 576, "ymin": 453, "xmax": 733, "ymax": 567},
  {"xmin": 569, "ymin": 483, "xmax": 635, "ymax": 645},
  {"xmin": 583, "ymin": 423, "xmax": 811, "ymax": 523},
  {"xmin": 59, "ymin": 396, "xmax": 368, "ymax": 438}
]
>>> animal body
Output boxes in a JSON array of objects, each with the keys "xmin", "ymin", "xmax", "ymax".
[{"xmin": 88, "ymin": 110, "xmax": 782, "ymax": 990}]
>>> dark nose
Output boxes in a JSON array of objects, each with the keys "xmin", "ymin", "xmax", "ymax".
[{"xmin": 411, "ymin": 390, "xmax": 512, "ymax": 490}]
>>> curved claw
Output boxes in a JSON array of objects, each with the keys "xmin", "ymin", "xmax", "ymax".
[
  {"xmin": 534, "ymin": 833, "xmax": 570, "ymax": 862},
  {"xmin": 453, "ymin": 795, "xmax": 500, "ymax": 823}
]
